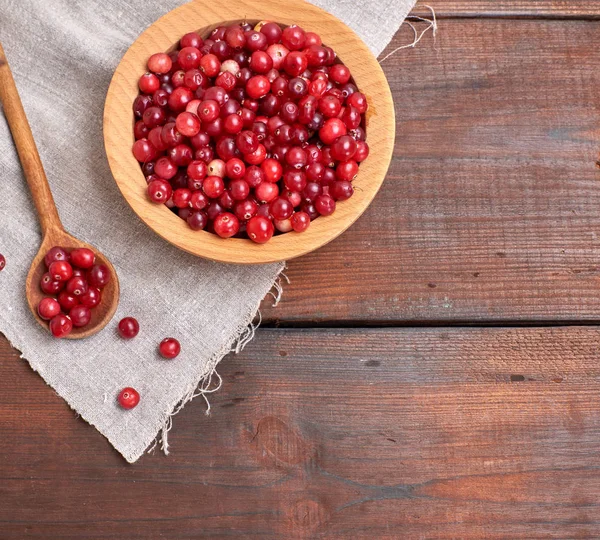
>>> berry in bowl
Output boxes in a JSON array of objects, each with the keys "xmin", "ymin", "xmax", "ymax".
[{"xmin": 104, "ymin": 0, "xmax": 394, "ymax": 264}]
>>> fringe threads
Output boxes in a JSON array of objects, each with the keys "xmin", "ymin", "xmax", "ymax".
[
  {"xmin": 148, "ymin": 269, "xmax": 289, "ymax": 456},
  {"xmin": 379, "ymin": 5, "xmax": 437, "ymax": 64}
]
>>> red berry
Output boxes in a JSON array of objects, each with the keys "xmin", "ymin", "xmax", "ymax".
[
  {"xmin": 347, "ymin": 91, "xmax": 368, "ymax": 113},
  {"xmin": 224, "ymin": 113, "xmax": 243, "ymax": 134},
  {"xmin": 281, "ymin": 25, "xmax": 306, "ymax": 51},
  {"xmin": 159, "ymin": 338, "xmax": 181, "ymax": 359},
  {"xmin": 40, "ymin": 273, "xmax": 64, "ymax": 295},
  {"xmin": 304, "ymin": 32, "xmax": 322, "ymax": 47},
  {"xmin": 139, "ymin": 72, "xmax": 160, "ymax": 93},
  {"xmin": 283, "ymin": 51, "xmax": 308, "ymax": 77},
  {"xmin": 246, "ymin": 75, "xmax": 270, "ymax": 99},
  {"xmin": 142, "ymin": 106, "xmax": 165, "ymax": 128},
  {"xmin": 315, "ymin": 194, "xmax": 336, "ymax": 216},
  {"xmin": 0, "ymin": 254, "xmax": 5, "ymax": 271},
  {"xmin": 331, "ymin": 180, "xmax": 355, "ymax": 201},
  {"xmin": 318, "ymin": 95, "xmax": 342, "ymax": 118},
  {"xmin": 319, "ymin": 118, "xmax": 347, "ymax": 145},
  {"xmin": 246, "ymin": 215, "xmax": 275, "ymax": 243},
  {"xmin": 58, "ymin": 290, "xmax": 80, "ymax": 311},
  {"xmin": 203, "ymin": 175, "xmax": 226, "ymax": 198},
  {"xmin": 168, "ymin": 86, "xmax": 194, "ymax": 112},
  {"xmin": 261, "ymin": 158, "xmax": 283, "ymax": 182},
  {"xmin": 118, "ymin": 387, "xmax": 140, "ymax": 409},
  {"xmin": 118, "ymin": 317, "xmax": 140, "ymax": 339},
  {"xmin": 66, "ymin": 275, "xmax": 88, "ymax": 297},
  {"xmin": 175, "ymin": 111, "xmax": 201, "ymax": 137},
  {"xmin": 147, "ymin": 53, "xmax": 172, "ymax": 74},
  {"xmin": 37, "ymin": 298, "xmax": 61, "ymax": 320},
  {"xmin": 49, "ymin": 314, "xmax": 73, "ymax": 338},
  {"xmin": 70, "ymin": 248, "xmax": 95, "ymax": 269},
  {"xmin": 187, "ymin": 160, "xmax": 207, "ymax": 180},
  {"xmin": 354, "ymin": 140, "xmax": 370, "ymax": 162},
  {"xmin": 230, "ymin": 179, "xmax": 250, "ymax": 201},
  {"xmin": 330, "ymin": 135, "xmax": 357, "ymax": 161},
  {"xmin": 69, "ymin": 305, "xmax": 91, "ymax": 328},
  {"xmin": 88, "ymin": 264, "xmax": 111, "ymax": 289},
  {"xmin": 255, "ymin": 180, "xmax": 279, "ymax": 203},
  {"xmin": 147, "ymin": 179, "xmax": 172, "ymax": 203},
  {"xmin": 181, "ymin": 32, "xmax": 203, "ymax": 49},
  {"xmin": 49, "ymin": 260, "xmax": 73, "ymax": 282},
  {"xmin": 249, "ymin": 51, "xmax": 273, "ymax": 74},
  {"xmin": 178, "ymin": 46, "xmax": 202, "ymax": 70},
  {"xmin": 213, "ymin": 212, "xmax": 240, "ymax": 238},
  {"xmin": 270, "ymin": 196, "xmax": 293, "ymax": 220},
  {"xmin": 260, "ymin": 22, "xmax": 283, "ymax": 44},
  {"xmin": 329, "ymin": 64, "xmax": 351, "ymax": 84},
  {"xmin": 44, "ymin": 246, "xmax": 69, "ymax": 267},
  {"xmin": 336, "ymin": 159, "xmax": 359, "ymax": 181},
  {"xmin": 200, "ymin": 54, "xmax": 221, "ymax": 77},
  {"xmin": 290, "ymin": 211, "xmax": 310, "ymax": 232},
  {"xmin": 79, "ymin": 288, "xmax": 102, "ymax": 308},
  {"xmin": 187, "ymin": 211, "xmax": 208, "ymax": 230}
]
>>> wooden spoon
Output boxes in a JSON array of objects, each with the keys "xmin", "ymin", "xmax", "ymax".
[{"xmin": 0, "ymin": 42, "xmax": 119, "ymax": 338}]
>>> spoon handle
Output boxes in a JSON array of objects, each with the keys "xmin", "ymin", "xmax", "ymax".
[{"xmin": 0, "ymin": 41, "xmax": 63, "ymax": 235}]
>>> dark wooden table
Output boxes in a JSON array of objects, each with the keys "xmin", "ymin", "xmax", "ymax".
[{"xmin": 2, "ymin": 2, "xmax": 600, "ymax": 538}]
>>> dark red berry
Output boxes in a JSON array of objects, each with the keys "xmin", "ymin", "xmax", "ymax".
[
  {"xmin": 70, "ymin": 248, "xmax": 95, "ymax": 269},
  {"xmin": 118, "ymin": 317, "xmax": 140, "ymax": 339},
  {"xmin": 246, "ymin": 215, "xmax": 274, "ymax": 243},
  {"xmin": 44, "ymin": 247, "xmax": 69, "ymax": 267},
  {"xmin": 37, "ymin": 298, "xmax": 61, "ymax": 320},
  {"xmin": 69, "ymin": 305, "xmax": 91, "ymax": 328},
  {"xmin": 49, "ymin": 260, "xmax": 73, "ymax": 282},
  {"xmin": 58, "ymin": 290, "xmax": 80, "ymax": 311},
  {"xmin": 49, "ymin": 314, "xmax": 73, "ymax": 338},
  {"xmin": 118, "ymin": 387, "xmax": 140, "ymax": 409},
  {"xmin": 159, "ymin": 338, "xmax": 181, "ymax": 359},
  {"xmin": 88, "ymin": 264, "xmax": 111, "ymax": 289}
]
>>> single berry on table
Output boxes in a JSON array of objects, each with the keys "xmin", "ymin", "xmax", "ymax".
[
  {"xmin": 118, "ymin": 387, "xmax": 140, "ymax": 410},
  {"xmin": 118, "ymin": 317, "xmax": 140, "ymax": 339},
  {"xmin": 159, "ymin": 338, "xmax": 181, "ymax": 359}
]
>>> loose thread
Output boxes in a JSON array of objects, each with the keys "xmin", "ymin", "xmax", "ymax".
[{"xmin": 379, "ymin": 5, "xmax": 437, "ymax": 64}]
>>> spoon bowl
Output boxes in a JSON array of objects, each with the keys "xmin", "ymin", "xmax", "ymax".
[
  {"xmin": 26, "ymin": 230, "xmax": 119, "ymax": 339},
  {"xmin": 0, "ymin": 42, "xmax": 120, "ymax": 338}
]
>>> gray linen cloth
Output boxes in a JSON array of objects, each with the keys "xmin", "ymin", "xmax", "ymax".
[{"xmin": 0, "ymin": 0, "xmax": 416, "ymax": 462}]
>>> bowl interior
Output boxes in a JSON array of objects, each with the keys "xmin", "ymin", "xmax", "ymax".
[{"xmin": 104, "ymin": 0, "xmax": 395, "ymax": 264}]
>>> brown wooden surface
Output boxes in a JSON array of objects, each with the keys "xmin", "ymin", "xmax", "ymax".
[
  {"xmin": 2, "ymin": 327, "xmax": 600, "ymax": 538},
  {"xmin": 3, "ymin": 5, "xmax": 600, "ymax": 539},
  {"xmin": 418, "ymin": 1, "xmax": 600, "ymax": 17},
  {"xmin": 263, "ymin": 18, "xmax": 600, "ymax": 324}
]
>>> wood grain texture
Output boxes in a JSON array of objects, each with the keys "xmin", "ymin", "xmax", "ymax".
[
  {"xmin": 2, "ymin": 327, "xmax": 600, "ymax": 538},
  {"xmin": 104, "ymin": 0, "xmax": 395, "ymax": 264},
  {"xmin": 0, "ymin": 42, "xmax": 120, "ymax": 338},
  {"xmin": 263, "ymin": 19, "xmax": 600, "ymax": 324},
  {"xmin": 415, "ymin": 0, "xmax": 600, "ymax": 18}
]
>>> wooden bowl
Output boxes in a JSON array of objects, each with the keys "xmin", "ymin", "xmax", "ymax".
[{"xmin": 104, "ymin": 0, "xmax": 395, "ymax": 264}]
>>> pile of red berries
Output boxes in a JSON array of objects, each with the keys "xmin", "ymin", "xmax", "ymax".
[
  {"xmin": 37, "ymin": 247, "xmax": 110, "ymax": 338},
  {"xmin": 132, "ymin": 21, "xmax": 369, "ymax": 243}
]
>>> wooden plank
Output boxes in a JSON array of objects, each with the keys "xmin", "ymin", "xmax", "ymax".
[
  {"xmin": 2, "ymin": 327, "xmax": 600, "ymax": 538},
  {"xmin": 263, "ymin": 19, "xmax": 600, "ymax": 324},
  {"xmin": 415, "ymin": 1, "xmax": 600, "ymax": 18}
]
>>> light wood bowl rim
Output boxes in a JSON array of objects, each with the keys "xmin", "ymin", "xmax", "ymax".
[{"xmin": 103, "ymin": 0, "xmax": 395, "ymax": 264}]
